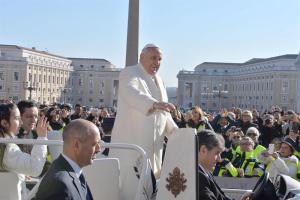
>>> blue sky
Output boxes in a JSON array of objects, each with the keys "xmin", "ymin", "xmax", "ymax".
[{"xmin": 1, "ymin": 0, "xmax": 300, "ymax": 87}]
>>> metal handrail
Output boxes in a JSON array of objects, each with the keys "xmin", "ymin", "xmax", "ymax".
[{"xmin": 0, "ymin": 138, "xmax": 149, "ymax": 200}]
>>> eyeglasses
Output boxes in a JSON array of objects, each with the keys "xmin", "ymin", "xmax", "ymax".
[
  {"xmin": 233, "ymin": 136, "xmax": 241, "ymax": 139},
  {"xmin": 247, "ymin": 133, "xmax": 258, "ymax": 137},
  {"xmin": 240, "ymin": 142, "xmax": 252, "ymax": 146},
  {"xmin": 242, "ymin": 115, "xmax": 251, "ymax": 117}
]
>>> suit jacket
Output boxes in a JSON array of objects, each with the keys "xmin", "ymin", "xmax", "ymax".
[
  {"xmin": 110, "ymin": 63, "xmax": 177, "ymax": 200},
  {"xmin": 35, "ymin": 155, "xmax": 93, "ymax": 200},
  {"xmin": 198, "ymin": 166, "xmax": 232, "ymax": 200}
]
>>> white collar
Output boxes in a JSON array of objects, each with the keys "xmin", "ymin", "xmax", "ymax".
[
  {"xmin": 198, "ymin": 163, "xmax": 210, "ymax": 178},
  {"xmin": 62, "ymin": 153, "xmax": 82, "ymax": 178}
]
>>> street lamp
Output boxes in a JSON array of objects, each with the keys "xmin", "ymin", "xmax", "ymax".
[
  {"xmin": 212, "ymin": 84, "xmax": 228, "ymax": 110},
  {"xmin": 24, "ymin": 81, "xmax": 37, "ymax": 101},
  {"xmin": 61, "ymin": 88, "xmax": 71, "ymax": 103},
  {"xmin": 201, "ymin": 87, "xmax": 213, "ymax": 112}
]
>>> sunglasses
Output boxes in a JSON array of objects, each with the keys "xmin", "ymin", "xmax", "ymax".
[{"xmin": 247, "ymin": 133, "xmax": 258, "ymax": 137}]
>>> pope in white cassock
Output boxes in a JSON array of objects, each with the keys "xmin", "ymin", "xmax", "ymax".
[{"xmin": 110, "ymin": 44, "xmax": 178, "ymax": 200}]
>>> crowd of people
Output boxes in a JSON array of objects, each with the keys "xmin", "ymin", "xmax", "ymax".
[
  {"xmin": 171, "ymin": 105, "xmax": 300, "ymax": 182},
  {"xmin": 1, "ymin": 42, "xmax": 300, "ymax": 200},
  {"xmin": 0, "ymin": 100, "xmax": 114, "ymax": 199}
]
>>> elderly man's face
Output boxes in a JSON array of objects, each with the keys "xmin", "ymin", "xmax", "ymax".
[
  {"xmin": 240, "ymin": 140, "xmax": 253, "ymax": 152},
  {"xmin": 140, "ymin": 48, "xmax": 162, "ymax": 76}
]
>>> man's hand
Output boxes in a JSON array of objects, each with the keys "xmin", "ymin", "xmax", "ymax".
[
  {"xmin": 240, "ymin": 191, "xmax": 253, "ymax": 200},
  {"xmin": 36, "ymin": 116, "xmax": 48, "ymax": 137},
  {"xmin": 153, "ymin": 102, "xmax": 175, "ymax": 112}
]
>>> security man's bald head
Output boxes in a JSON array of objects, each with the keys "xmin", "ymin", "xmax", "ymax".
[
  {"xmin": 62, "ymin": 119, "xmax": 101, "ymax": 167},
  {"xmin": 63, "ymin": 119, "xmax": 96, "ymax": 143}
]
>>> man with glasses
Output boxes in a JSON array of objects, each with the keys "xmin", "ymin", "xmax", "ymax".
[
  {"xmin": 233, "ymin": 137, "xmax": 264, "ymax": 177},
  {"xmin": 235, "ymin": 110, "xmax": 258, "ymax": 134},
  {"xmin": 246, "ymin": 127, "xmax": 266, "ymax": 159}
]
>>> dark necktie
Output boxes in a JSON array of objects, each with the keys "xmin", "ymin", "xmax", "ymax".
[{"xmin": 79, "ymin": 174, "xmax": 92, "ymax": 200}]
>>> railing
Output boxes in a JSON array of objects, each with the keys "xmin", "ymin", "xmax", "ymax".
[
  {"xmin": 222, "ymin": 189, "xmax": 251, "ymax": 199},
  {"xmin": 0, "ymin": 138, "xmax": 149, "ymax": 200}
]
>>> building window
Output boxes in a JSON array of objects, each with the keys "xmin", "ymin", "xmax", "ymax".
[
  {"xmin": 113, "ymin": 100, "xmax": 117, "ymax": 107},
  {"xmin": 79, "ymin": 79, "xmax": 83, "ymax": 86},
  {"xmin": 282, "ymin": 95, "xmax": 287, "ymax": 101},
  {"xmin": 14, "ymin": 72, "xmax": 19, "ymax": 81},
  {"xmin": 113, "ymin": 80, "xmax": 119, "ymax": 96},
  {"xmin": 89, "ymin": 79, "xmax": 93, "ymax": 87},
  {"xmin": 89, "ymin": 98, "xmax": 93, "ymax": 102},
  {"xmin": 80, "ymin": 65, "xmax": 83, "ymax": 68},
  {"xmin": 99, "ymin": 99, "xmax": 103, "ymax": 103},
  {"xmin": 0, "ymin": 72, "xmax": 4, "ymax": 80},
  {"xmin": 0, "ymin": 85, "xmax": 3, "ymax": 90},
  {"xmin": 91, "ymin": 65, "xmax": 94, "ymax": 68},
  {"xmin": 282, "ymin": 80, "xmax": 289, "ymax": 93}
]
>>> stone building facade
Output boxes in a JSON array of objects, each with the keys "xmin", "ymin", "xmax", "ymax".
[
  {"xmin": 177, "ymin": 53, "xmax": 300, "ymax": 112},
  {"xmin": 0, "ymin": 44, "xmax": 121, "ymax": 107},
  {"xmin": 69, "ymin": 58, "xmax": 120, "ymax": 107}
]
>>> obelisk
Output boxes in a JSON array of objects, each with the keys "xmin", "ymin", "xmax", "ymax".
[
  {"xmin": 125, "ymin": 0, "xmax": 139, "ymax": 67},
  {"xmin": 295, "ymin": 51, "xmax": 300, "ymax": 112}
]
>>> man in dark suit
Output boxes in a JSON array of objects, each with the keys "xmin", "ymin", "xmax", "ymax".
[
  {"xmin": 197, "ymin": 130, "xmax": 252, "ymax": 200},
  {"xmin": 35, "ymin": 119, "xmax": 102, "ymax": 200}
]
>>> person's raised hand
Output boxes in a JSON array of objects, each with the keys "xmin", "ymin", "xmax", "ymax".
[{"xmin": 36, "ymin": 115, "xmax": 48, "ymax": 137}]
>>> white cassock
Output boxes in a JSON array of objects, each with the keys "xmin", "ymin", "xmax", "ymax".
[{"xmin": 110, "ymin": 63, "xmax": 177, "ymax": 200}]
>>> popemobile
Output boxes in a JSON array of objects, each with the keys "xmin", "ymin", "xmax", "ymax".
[{"xmin": 1, "ymin": 128, "xmax": 300, "ymax": 200}]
